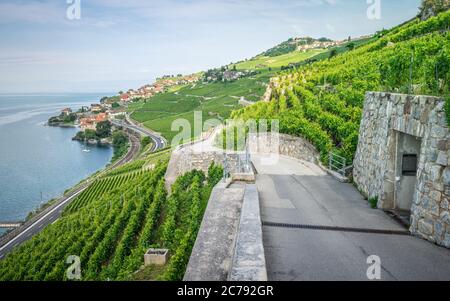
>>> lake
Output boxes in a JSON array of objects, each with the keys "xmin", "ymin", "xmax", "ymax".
[{"xmin": 0, "ymin": 94, "xmax": 114, "ymax": 229}]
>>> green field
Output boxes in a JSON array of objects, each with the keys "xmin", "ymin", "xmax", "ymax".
[
  {"xmin": 129, "ymin": 46, "xmax": 336, "ymax": 143},
  {"xmin": 234, "ymin": 49, "xmax": 325, "ymax": 70},
  {"xmin": 131, "ymin": 71, "xmax": 273, "ymax": 142}
]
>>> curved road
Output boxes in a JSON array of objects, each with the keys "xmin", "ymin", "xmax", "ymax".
[
  {"xmin": 111, "ymin": 116, "xmax": 167, "ymax": 152},
  {"xmin": 0, "ymin": 119, "xmax": 165, "ymax": 259}
]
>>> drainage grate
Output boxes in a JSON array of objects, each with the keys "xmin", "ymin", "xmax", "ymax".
[{"xmin": 262, "ymin": 221, "xmax": 410, "ymax": 236}]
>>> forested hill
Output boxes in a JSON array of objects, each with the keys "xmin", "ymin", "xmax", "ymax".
[{"xmin": 233, "ymin": 10, "xmax": 450, "ymax": 164}]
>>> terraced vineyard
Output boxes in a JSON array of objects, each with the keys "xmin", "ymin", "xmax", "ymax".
[
  {"xmin": 233, "ymin": 11, "xmax": 450, "ymax": 163},
  {"xmin": 64, "ymin": 171, "xmax": 144, "ymax": 214},
  {"xmin": 0, "ymin": 148, "xmax": 223, "ymax": 281}
]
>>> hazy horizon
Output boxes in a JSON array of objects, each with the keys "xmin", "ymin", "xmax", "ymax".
[{"xmin": 0, "ymin": 0, "xmax": 421, "ymax": 94}]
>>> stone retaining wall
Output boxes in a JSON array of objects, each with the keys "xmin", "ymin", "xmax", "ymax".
[
  {"xmin": 171, "ymin": 133, "xmax": 319, "ymax": 179},
  {"xmin": 353, "ymin": 92, "xmax": 450, "ymax": 248},
  {"xmin": 248, "ymin": 132, "xmax": 320, "ymax": 164}
]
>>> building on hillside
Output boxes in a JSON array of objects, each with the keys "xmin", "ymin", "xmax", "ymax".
[
  {"xmin": 95, "ymin": 113, "xmax": 108, "ymax": 123},
  {"xmin": 79, "ymin": 113, "xmax": 108, "ymax": 132},
  {"xmin": 120, "ymin": 93, "xmax": 130, "ymax": 103},
  {"xmin": 79, "ymin": 118, "xmax": 96, "ymax": 131},
  {"xmin": 91, "ymin": 104, "xmax": 103, "ymax": 113},
  {"xmin": 223, "ymin": 71, "xmax": 242, "ymax": 81},
  {"xmin": 61, "ymin": 108, "xmax": 72, "ymax": 115},
  {"xmin": 108, "ymin": 110, "xmax": 126, "ymax": 118}
]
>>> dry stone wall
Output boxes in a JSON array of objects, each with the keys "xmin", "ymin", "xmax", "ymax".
[{"xmin": 353, "ymin": 92, "xmax": 450, "ymax": 248}]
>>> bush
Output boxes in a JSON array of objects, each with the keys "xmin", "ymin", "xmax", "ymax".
[{"xmin": 141, "ymin": 136, "xmax": 152, "ymax": 148}]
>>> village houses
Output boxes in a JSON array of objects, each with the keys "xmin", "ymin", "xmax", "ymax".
[{"xmin": 79, "ymin": 112, "xmax": 108, "ymax": 132}]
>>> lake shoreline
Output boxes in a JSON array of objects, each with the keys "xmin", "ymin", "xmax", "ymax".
[{"xmin": 0, "ymin": 94, "xmax": 114, "ymax": 226}]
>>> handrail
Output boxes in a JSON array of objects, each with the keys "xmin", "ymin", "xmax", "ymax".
[{"xmin": 329, "ymin": 152, "xmax": 353, "ymax": 177}]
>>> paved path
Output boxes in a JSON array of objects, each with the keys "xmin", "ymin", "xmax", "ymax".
[{"xmin": 253, "ymin": 154, "xmax": 450, "ymax": 281}]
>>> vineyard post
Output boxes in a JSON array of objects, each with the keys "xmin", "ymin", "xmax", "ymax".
[{"xmin": 409, "ymin": 53, "xmax": 414, "ymax": 94}]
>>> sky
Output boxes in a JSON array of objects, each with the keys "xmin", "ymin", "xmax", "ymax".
[{"xmin": 0, "ymin": 0, "xmax": 422, "ymax": 94}]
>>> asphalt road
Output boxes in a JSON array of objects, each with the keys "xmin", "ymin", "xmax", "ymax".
[
  {"xmin": 253, "ymin": 154, "xmax": 450, "ymax": 281},
  {"xmin": 112, "ymin": 116, "xmax": 167, "ymax": 151},
  {"xmin": 0, "ymin": 119, "xmax": 165, "ymax": 259}
]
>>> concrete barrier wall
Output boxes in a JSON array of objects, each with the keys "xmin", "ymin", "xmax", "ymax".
[
  {"xmin": 229, "ymin": 184, "xmax": 267, "ymax": 281},
  {"xmin": 183, "ymin": 180, "xmax": 245, "ymax": 281}
]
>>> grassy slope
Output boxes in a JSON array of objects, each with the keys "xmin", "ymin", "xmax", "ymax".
[
  {"xmin": 301, "ymin": 36, "xmax": 377, "ymax": 63},
  {"xmin": 131, "ymin": 71, "xmax": 272, "ymax": 142},
  {"xmin": 234, "ymin": 49, "xmax": 325, "ymax": 70},
  {"xmin": 130, "ymin": 48, "xmax": 328, "ymax": 143}
]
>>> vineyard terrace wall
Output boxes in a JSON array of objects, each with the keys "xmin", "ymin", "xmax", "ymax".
[
  {"xmin": 353, "ymin": 92, "xmax": 450, "ymax": 248},
  {"xmin": 171, "ymin": 132, "xmax": 320, "ymax": 178}
]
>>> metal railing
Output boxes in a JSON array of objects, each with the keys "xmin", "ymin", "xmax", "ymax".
[
  {"xmin": 329, "ymin": 152, "xmax": 353, "ymax": 177},
  {"xmin": 223, "ymin": 144, "xmax": 252, "ymax": 182},
  {"xmin": 223, "ymin": 153, "xmax": 230, "ymax": 181},
  {"xmin": 237, "ymin": 145, "xmax": 252, "ymax": 174}
]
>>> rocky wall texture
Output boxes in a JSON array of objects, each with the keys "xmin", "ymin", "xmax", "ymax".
[
  {"xmin": 353, "ymin": 92, "xmax": 450, "ymax": 248},
  {"xmin": 248, "ymin": 132, "xmax": 319, "ymax": 164}
]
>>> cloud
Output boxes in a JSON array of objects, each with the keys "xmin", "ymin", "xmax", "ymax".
[{"xmin": 0, "ymin": 1, "xmax": 65, "ymax": 24}]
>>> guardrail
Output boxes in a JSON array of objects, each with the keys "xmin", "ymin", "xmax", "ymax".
[{"xmin": 329, "ymin": 152, "xmax": 353, "ymax": 177}]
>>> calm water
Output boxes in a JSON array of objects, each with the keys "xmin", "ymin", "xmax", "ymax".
[{"xmin": 0, "ymin": 94, "xmax": 113, "ymax": 225}]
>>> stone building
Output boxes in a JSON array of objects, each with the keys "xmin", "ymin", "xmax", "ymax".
[{"xmin": 353, "ymin": 92, "xmax": 450, "ymax": 248}]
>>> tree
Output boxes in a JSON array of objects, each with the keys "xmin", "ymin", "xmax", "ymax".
[
  {"xmin": 346, "ymin": 42, "xmax": 355, "ymax": 51},
  {"xmin": 96, "ymin": 121, "xmax": 112, "ymax": 139},
  {"xmin": 62, "ymin": 113, "xmax": 76, "ymax": 123},
  {"xmin": 329, "ymin": 49, "xmax": 338, "ymax": 59},
  {"xmin": 112, "ymin": 130, "xmax": 128, "ymax": 147},
  {"xmin": 84, "ymin": 129, "xmax": 97, "ymax": 140},
  {"xmin": 141, "ymin": 136, "xmax": 152, "ymax": 148}
]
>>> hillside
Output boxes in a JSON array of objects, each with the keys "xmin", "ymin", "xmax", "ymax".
[
  {"xmin": 261, "ymin": 37, "xmax": 334, "ymax": 57},
  {"xmin": 129, "ymin": 38, "xmax": 372, "ymax": 143},
  {"xmin": 233, "ymin": 10, "xmax": 450, "ymax": 163},
  {"xmin": 2, "ymin": 6, "xmax": 448, "ymax": 283},
  {"xmin": 233, "ymin": 49, "xmax": 325, "ymax": 70},
  {"xmin": 0, "ymin": 149, "xmax": 223, "ymax": 281},
  {"xmin": 130, "ymin": 71, "xmax": 272, "ymax": 141}
]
